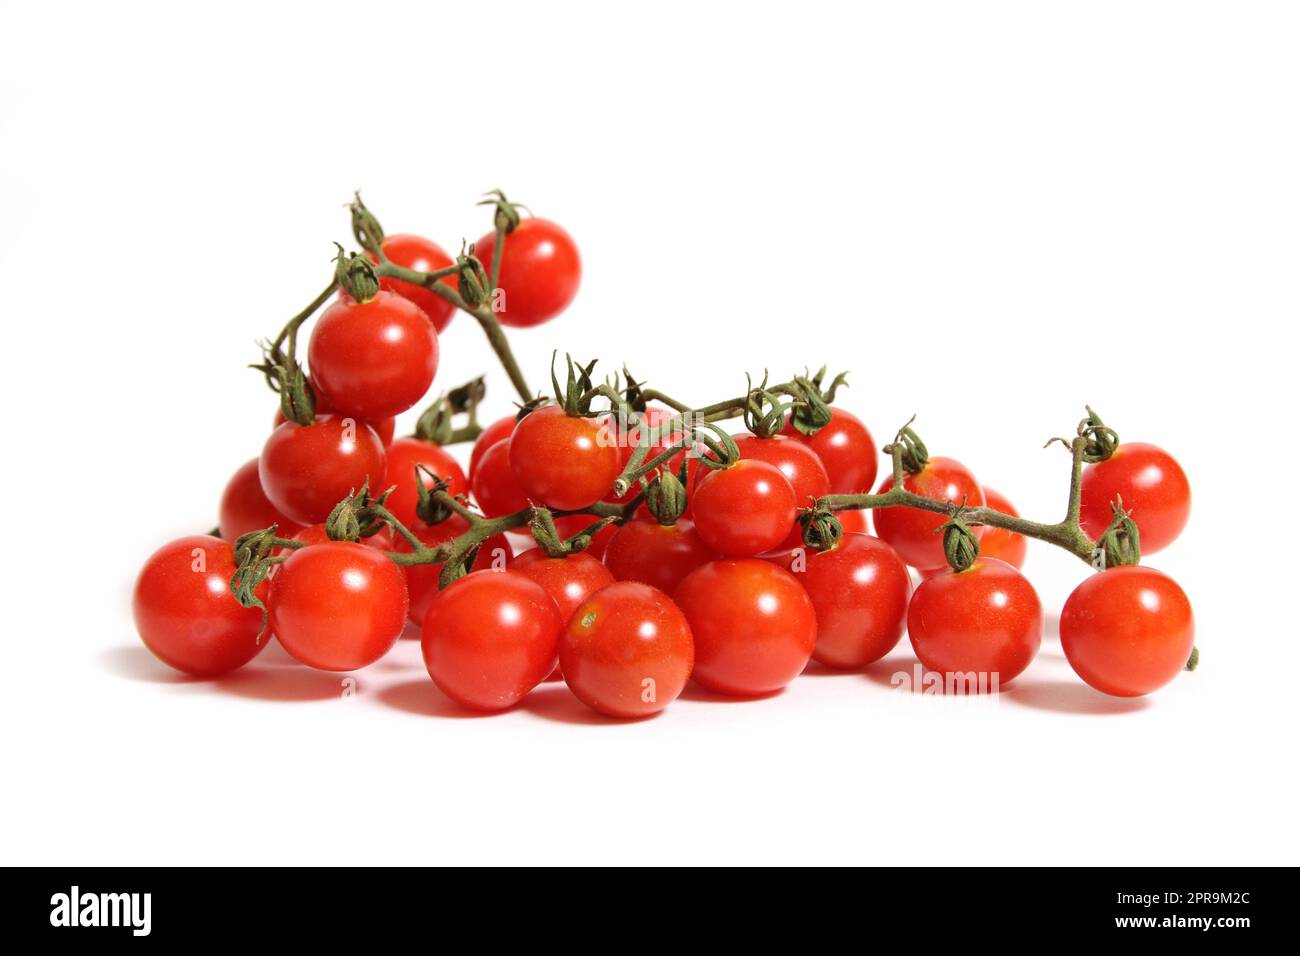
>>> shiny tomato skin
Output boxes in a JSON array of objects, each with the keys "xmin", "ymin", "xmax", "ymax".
[
  {"xmin": 508, "ymin": 405, "xmax": 621, "ymax": 510},
  {"xmin": 289, "ymin": 524, "xmax": 393, "ymax": 552},
  {"xmin": 133, "ymin": 535, "xmax": 269, "ymax": 677},
  {"xmin": 269, "ymin": 541, "xmax": 408, "ymax": 671},
  {"xmin": 219, "ymin": 458, "xmax": 303, "ymax": 543},
  {"xmin": 473, "ymin": 218, "xmax": 581, "ymax": 328},
  {"xmin": 513, "ymin": 548, "xmax": 615, "ymax": 623},
  {"xmin": 260, "ymin": 415, "xmax": 387, "ymax": 525},
  {"xmin": 395, "ymin": 515, "xmax": 514, "ymax": 625},
  {"xmin": 308, "ymin": 290, "xmax": 439, "ymax": 420},
  {"xmin": 782, "ymin": 407, "xmax": 879, "ymax": 495},
  {"xmin": 369, "ymin": 233, "xmax": 457, "ymax": 332},
  {"xmin": 470, "ymin": 439, "xmax": 530, "ymax": 517},
  {"xmin": 776, "ymin": 532, "xmax": 912, "ymax": 668},
  {"xmin": 907, "ymin": 558, "xmax": 1042, "ymax": 687},
  {"xmin": 872, "ymin": 456, "xmax": 985, "ymax": 570},
  {"xmin": 421, "ymin": 570, "xmax": 563, "ymax": 711},
  {"xmin": 1060, "ymin": 566, "xmax": 1194, "ymax": 697},
  {"xmin": 382, "ymin": 437, "xmax": 469, "ymax": 530},
  {"xmin": 692, "ymin": 460, "xmax": 798, "ymax": 557},
  {"xmin": 674, "ymin": 558, "xmax": 817, "ymax": 696},
  {"xmin": 274, "ymin": 387, "xmax": 394, "ymax": 446},
  {"xmin": 835, "ymin": 509, "xmax": 869, "ymax": 534},
  {"xmin": 604, "ymin": 517, "xmax": 716, "ymax": 593},
  {"xmin": 976, "ymin": 486, "xmax": 1028, "ymax": 569},
  {"xmin": 560, "ymin": 582, "xmax": 695, "ymax": 718},
  {"xmin": 1079, "ymin": 442, "xmax": 1190, "ymax": 555},
  {"xmin": 733, "ymin": 433, "xmax": 831, "ymax": 548},
  {"xmin": 468, "ymin": 416, "xmax": 517, "ymax": 483}
]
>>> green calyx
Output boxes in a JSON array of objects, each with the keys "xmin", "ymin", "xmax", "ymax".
[
  {"xmin": 799, "ymin": 506, "xmax": 844, "ymax": 551},
  {"xmin": 742, "ymin": 372, "xmax": 790, "ymax": 438},
  {"xmin": 938, "ymin": 513, "xmax": 980, "ymax": 572},
  {"xmin": 1097, "ymin": 496, "xmax": 1141, "ymax": 568},
  {"xmin": 326, "ymin": 482, "xmax": 391, "ymax": 542},
  {"xmin": 893, "ymin": 419, "xmax": 930, "ymax": 475},
  {"xmin": 645, "ymin": 468, "xmax": 688, "ymax": 525},
  {"xmin": 348, "ymin": 192, "xmax": 385, "ymax": 257},
  {"xmin": 549, "ymin": 352, "xmax": 599, "ymax": 416},
  {"xmin": 527, "ymin": 506, "xmax": 615, "ymax": 557},
  {"xmin": 690, "ymin": 422, "xmax": 741, "ymax": 474},
  {"xmin": 334, "ymin": 244, "xmax": 380, "ymax": 302},
  {"xmin": 1077, "ymin": 405, "xmax": 1119, "ymax": 463},
  {"xmin": 229, "ymin": 525, "xmax": 301, "ymax": 638},
  {"xmin": 787, "ymin": 366, "xmax": 849, "ymax": 437},
  {"xmin": 413, "ymin": 468, "xmax": 458, "ymax": 526},
  {"xmin": 477, "ymin": 188, "xmax": 529, "ymax": 235},
  {"xmin": 456, "ymin": 240, "xmax": 491, "ymax": 308}
]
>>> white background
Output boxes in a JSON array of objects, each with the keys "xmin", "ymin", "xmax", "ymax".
[{"xmin": 2, "ymin": 0, "xmax": 1297, "ymax": 865}]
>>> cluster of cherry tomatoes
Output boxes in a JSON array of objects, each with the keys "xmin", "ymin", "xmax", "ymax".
[{"xmin": 132, "ymin": 194, "xmax": 1196, "ymax": 719}]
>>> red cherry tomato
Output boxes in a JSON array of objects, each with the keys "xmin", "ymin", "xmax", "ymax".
[
  {"xmin": 509, "ymin": 405, "xmax": 621, "ymax": 510},
  {"xmin": 274, "ymin": 388, "xmax": 394, "ymax": 446},
  {"xmin": 468, "ymin": 415, "xmax": 517, "ymax": 483},
  {"xmin": 552, "ymin": 514, "xmax": 620, "ymax": 559},
  {"xmin": 604, "ymin": 517, "xmax": 716, "ymax": 593},
  {"xmin": 394, "ymin": 515, "xmax": 514, "ymax": 625},
  {"xmin": 382, "ymin": 437, "xmax": 469, "ymax": 530},
  {"xmin": 783, "ymin": 407, "xmax": 878, "ymax": 495},
  {"xmin": 513, "ymin": 548, "xmax": 615, "ymax": 623},
  {"xmin": 308, "ymin": 290, "xmax": 439, "ymax": 420},
  {"xmin": 421, "ymin": 570, "xmax": 562, "ymax": 711},
  {"xmin": 977, "ymin": 486, "xmax": 1028, "ymax": 569},
  {"xmin": 674, "ymin": 558, "xmax": 816, "ymax": 696},
  {"xmin": 835, "ymin": 509, "xmax": 869, "ymax": 534},
  {"xmin": 260, "ymin": 415, "xmax": 387, "ymax": 525},
  {"xmin": 1079, "ymin": 442, "xmax": 1190, "ymax": 555},
  {"xmin": 269, "ymin": 541, "xmax": 408, "ymax": 671},
  {"xmin": 733, "ymin": 433, "xmax": 830, "ymax": 547},
  {"xmin": 368, "ymin": 233, "xmax": 457, "ymax": 332},
  {"xmin": 692, "ymin": 460, "xmax": 798, "ymax": 557},
  {"xmin": 218, "ymin": 458, "xmax": 303, "ymax": 543},
  {"xmin": 470, "ymin": 439, "xmax": 530, "ymax": 517},
  {"xmin": 907, "ymin": 558, "xmax": 1042, "ymax": 688},
  {"xmin": 774, "ymin": 532, "xmax": 911, "ymax": 668},
  {"xmin": 560, "ymin": 581, "xmax": 695, "ymax": 718},
  {"xmin": 133, "ymin": 535, "xmax": 269, "ymax": 677},
  {"xmin": 472, "ymin": 218, "xmax": 581, "ymax": 328},
  {"xmin": 1059, "ymin": 565, "xmax": 1194, "ymax": 697},
  {"xmin": 872, "ymin": 457, "xmax": 985, "ymax": 570}
]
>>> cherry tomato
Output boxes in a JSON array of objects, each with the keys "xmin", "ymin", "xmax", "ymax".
[
  {"xmin": 1059, "ymin": 565, "xmax": 1194, "ymax": 697},
  {"xmin": 421, "ymin": 570, "xmax": 562, "ymax": 711},
  {"xmin": 472, "ymin": 218, "xmax": 581, "ymax": 328},
  {"xmin": 977, "ymin": 486, "xmax": 1028, "ymax": 569},
  {"xmin": 552, "ymin": 514, "xmax": 620, "ymax": 559},
  {"xmin": 470, "ymin": 439, "xmax": 530, "ymax": 517},
  {"xmin": 308, "ymin": 290, "xmax": 438, "ymax": 420},
  {"xmin": 560, "ymin": 582, "xmax": 694, "ymax": 718},
  {"xmin": 133, "ymin": 535, "xmax": 269, "ymax": 677},
  {"xmin": 382, "ymin": 437, "xmax": 469, "ymax": 530},
  {"xmin": 368, "ymin": 233, "xmax": 457, "ymax": 332},
  {"xmin": 269, "ymin": 541, "xmax": 408, "ymax": 671},
  {"xmin": 835, "ymin": 509, "xmax": 869, "ymax": 534},
  {"xmin": 783, "ymin": 407, "xmax": 878, "ymax": 494},
  {"xmin": 274, "ymin": 388, "xmax": 394, "ymax": 446},
  {"xmin": 513, "ymin": 548, "xmax": 615, "ymax": 623},
  {"xmin": 692, "ymin": 460, "xmax": 797, "ymax": 557},
  {"xmin": 260, "ymin": 415, "xmax": 387, "ymax": 525},
  {"xmin": 394, "ymin": 515, "xmax": 514, "ymax": 625},
  {"xmin": 218, "ymin": 458, "xmax": 302, "ymax": 543},
  {"xmin": 468, "ymin": 415, "xmax": 517, "ymax": 483},
  {"xmin": 1079, "ymin": 442, "xmax": 1190, "ymax": 555},
  {"xmin": 872, "ymin": 457, "xmax": 985, "ymax": 570},
  {"xmin": 674, "ymin": 558, "xmax": 816, "ymax": 696},
  {"xmin": 604, "ymin": 517, "xmax": 716, "ymax": 593},
  {"xmin": 733, "ymin": 433, "xmax": 830, "ymax": 547},
  {"xmin": 907, "ymin": 558, "xmax": 1042, "ymax": 688},
  {"xmin": 774, "ymin": 533, "xmax": 911, "ymax": 668},
  {"xmin": 509, "ymin": 405, "xmax": 621, "ymax": 510}
]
